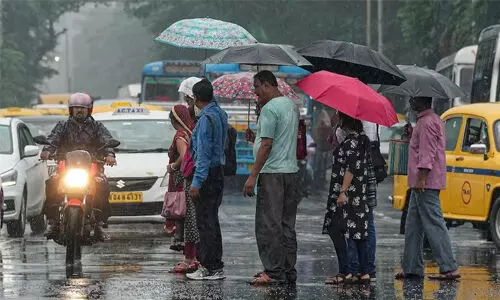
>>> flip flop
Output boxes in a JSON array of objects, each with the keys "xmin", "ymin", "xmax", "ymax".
[
  {"xmin": 394, "ymin": 272, "xmax": 424, "ymax": 280},
  {"xmin": 325, "ymin": 274, "xmax": 345, "ymax": 285},
  {"xmin": 428, "ymin": 272, "xmax": 461, "ymax": 280},
  {"xmin": 250, "ymin": 273, "xmax": 284, "ymax": 286}
]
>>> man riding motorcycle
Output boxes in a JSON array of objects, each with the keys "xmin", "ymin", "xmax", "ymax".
[{"xmin": 40, "ymin": 93, "xmax": 117, "ymax": 241}]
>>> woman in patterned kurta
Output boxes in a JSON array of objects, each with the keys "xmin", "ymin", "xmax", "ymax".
[
  {"xmin": 165, "ymin": 105, "xmax": 200, "ymax": 273},
  {"xmin": 323, "ymin": 113, "xmax": 372, "ymax": 284}
]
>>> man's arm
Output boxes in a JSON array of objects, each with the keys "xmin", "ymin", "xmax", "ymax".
[
  {"xmin": 192, "ymin": 116, "xmax": 211, "ymax": 189},
  {"xmin": 249, "ymin": 107, "xmax": 277, "ymax": 178},
  {"xmin": 42, "ymin": 121, "xmax": 66, "ymax": 154},
  {"xmin": 96, "ymin": 122, "xmax": 116, "ymax": 157}
]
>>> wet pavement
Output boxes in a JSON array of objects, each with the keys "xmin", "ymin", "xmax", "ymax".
[{"xmin": 1, "ymin": 177, "xmax": 500, "ymax": 299}]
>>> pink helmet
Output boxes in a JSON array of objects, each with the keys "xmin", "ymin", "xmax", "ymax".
[{"xmin": 68, "ymin": 93, "xmax": 93, "ymax": 115}]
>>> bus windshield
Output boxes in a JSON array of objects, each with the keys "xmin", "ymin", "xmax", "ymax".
[
  {"xmin": 471, "ymin": 38, "xmax": 497, "ymax": 103},
  {"xmin": 143, "ymin": 77, "xmax": 181, "ymax": 102}
]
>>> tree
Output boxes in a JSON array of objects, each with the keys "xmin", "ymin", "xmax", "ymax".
[{"xmin": 0, "ymin": 0, "xmax": 104, "ymax": 107}]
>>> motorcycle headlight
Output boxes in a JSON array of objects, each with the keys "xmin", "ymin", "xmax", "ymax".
[
  {"xmin": 160, "ymin": 172, "xmax": 169, "ymax": 187},
  {"xmin": 63, "ymin": 169, "xmax": 89, "ymax": 188},
  {"xmin": 1, "ymin": 169, "xmax": 18, "ymax": 187}
]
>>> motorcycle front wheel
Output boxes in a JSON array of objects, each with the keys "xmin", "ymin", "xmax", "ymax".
[{"xmin": 65, "ymin": 206, "xmax": 83, "ymax": 277}]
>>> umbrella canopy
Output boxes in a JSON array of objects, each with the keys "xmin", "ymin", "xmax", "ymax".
[
  {"xmin": 297, "ymin": 71, "xmax": 398, "ymax": 127},
  {"xmin": 377, "ymin": 65, "xmax": 466, "ymax": 99},
  {"xmin": 212, "ymin": 72, "xmax": 300, "ymax": 101},
  {"xmin": 297, "ymin": 40, "xmax": 406, "ymax": 85},
  {"xmin": 202, "ymin": 43, "xmax": 312, "ymax": 67},
  {"xmin": 155, "ymin": 18, "xmax": 257, "ymax": 50}
]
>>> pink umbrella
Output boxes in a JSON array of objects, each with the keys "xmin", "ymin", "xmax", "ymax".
[
  {"xmin": 212, "ymin": 72, "xmax": 300, "ymax": 101},
  {"xmin": 297, "ymin": 71, "xmax": 398, "ymax": 127}
]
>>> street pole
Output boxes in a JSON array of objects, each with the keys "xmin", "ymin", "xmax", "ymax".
[
  {"xmin": 65, "ymin": 14, "xmax": 72, "ymax": 93},
  {"xmin": 378, "ymin": 0, "xmax": 383, "ymax": 54},
  {"xmin": 366, "ymin": 0, "xmax": 372, "ymax": 48}
]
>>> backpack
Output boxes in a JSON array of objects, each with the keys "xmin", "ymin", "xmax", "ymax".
[
  {"xmin": 371, "ymin": 125, "xmax": 388, "ymax": 183},
  {"xmin": 204, "ymin": 115, "xmax": 237, "ymax": 176}
]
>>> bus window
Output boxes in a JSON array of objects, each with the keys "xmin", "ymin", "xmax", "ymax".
[
  {"xmin": 438, "ymin": 66, "xmax": 453, "ymax": 81},
  {"xmin": 460, "ymin": 67, "xmax": 474, "ymax": 99},
  {"xmin": 471, "ymin": 38, "xmax": 496, "ymax": 103},
  {"xmin": 143, "ymin": 77, "xmax": 181, "ymax": 102}
]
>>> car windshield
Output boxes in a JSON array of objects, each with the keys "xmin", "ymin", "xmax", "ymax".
[
  {"xmin": 20, "ymin": 118, "xmax": 65, "ymax": 136},
  {"xmin": 0, "ymin": 125, "xmax": 13, "ymax": 154},
  {"xmin": 493, "ymin": 120, "xmax": 500, "ymax": 151},
  {"xmin": 99, "ymin": 119, "xmax": 175, "ymax": 153}
]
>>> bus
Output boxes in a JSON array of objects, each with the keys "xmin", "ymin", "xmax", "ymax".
[
  {"xmin": 140, "ymin": 60, "xmax": 204, "ymax": 109},
  {"xmin": 471, "ymin": 25, "xmax": 500, "ymax": 103},
  {"xmin": 204, "ymin": 63, "xmax": 311, "ymax": 175},
  {"xmin": 435, "ymin": 45, "xmax": 477, "ymax": 107}
]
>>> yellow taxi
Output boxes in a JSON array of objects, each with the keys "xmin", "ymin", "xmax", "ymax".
[
  {"xmin": 392, "ymin": 103, "xmax": 500, "ymax": 247},
  {"xmin": 92, "ymin": 101, "xmax": 165, "ymax": 114},
  {"xmin": 0, "ymin": 107, "xmax": 45, "ymax": 117}
]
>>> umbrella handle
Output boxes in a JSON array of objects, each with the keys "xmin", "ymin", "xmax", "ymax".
[{"xmin": 248, "ymin": 101, "xmax": 251, "ymax": 128}]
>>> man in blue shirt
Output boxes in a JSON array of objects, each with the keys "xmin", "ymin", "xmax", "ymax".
[{"xmin": 187, "ymin": 79, "xmax": 228, "ymax": 281}]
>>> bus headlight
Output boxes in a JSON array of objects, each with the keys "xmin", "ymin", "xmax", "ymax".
[{"xmin": 64, "ymin": 169, "xmax": 89, "ymax": 188}]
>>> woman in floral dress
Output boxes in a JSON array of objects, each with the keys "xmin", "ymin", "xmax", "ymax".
[
  {"xmin": 165, "ymin": 105, "xmax": 201, "ymax": 273},
  {"xmin": 323, "ymin": 112, "xmax": 372, "ymax": 284}
]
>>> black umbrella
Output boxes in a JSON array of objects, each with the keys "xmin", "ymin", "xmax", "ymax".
[
  {"xmin": 378, "ymin": 65, "xmax": 466, "ymax": 99},
  {"xmin": 297, "ymin": 40, "xmax": 406, "ymax": 85},
  {"xmin": 202, "ymin": 43, "xmax": 312, "ymax": 67}
]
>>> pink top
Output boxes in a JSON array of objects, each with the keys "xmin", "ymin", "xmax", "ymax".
[{"xmin": 407, "ymin": 109, "xmax": 446, "ymax": 190}]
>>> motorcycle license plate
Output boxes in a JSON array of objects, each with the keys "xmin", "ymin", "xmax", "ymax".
[{"xmin": 109, "ymin": 192, "xmax": 143, "ymax": 203}]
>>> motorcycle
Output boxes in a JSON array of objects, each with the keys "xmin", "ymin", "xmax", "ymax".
[{"xmin": 34, "ymin": 136, "xmax": 119, "ymax": 277}]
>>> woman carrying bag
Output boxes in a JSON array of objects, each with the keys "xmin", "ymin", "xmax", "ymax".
[{"xmin": 162, "ymin": 105, "xmax": 200, "ymax": 273}]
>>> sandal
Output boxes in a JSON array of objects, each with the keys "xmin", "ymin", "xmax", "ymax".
[
  {"xmin": 343, "ymin": 275, "xmax": 360, "ymax": 285},
  {"xmin": 250, "ymin": 273, "xmax": 284, "ymax": 286},
  {"xmin": 253, "ymin": 271, "xmax": 264, "ymax": 278},
  {"xmin": 170, "ymin": 261, "xmax": 200, "ymax": 274},
  {"xmin": 325, "ymin": 274, "xmax": 345, "ymax": 285},
  {"xmin": 428, "ymin": 271, "xmax": 461, "ymax": 280},
  {"xmin": 395, "ymin": 272, "xmax": 424, "ymax": 280},
  {"xmin": 356, "ymin": 275, "xmax": 371, "ymax": 284}
]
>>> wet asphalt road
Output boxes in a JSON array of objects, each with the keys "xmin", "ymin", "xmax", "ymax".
[{"xmin": 1, "ymin": 177, "xmax": 500, "ymax": 299}]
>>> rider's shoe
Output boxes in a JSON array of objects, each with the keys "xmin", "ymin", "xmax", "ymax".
[
  {"xmin": 44, "ymin": 219, "xmax": 59, "ymax": 239},
  {"xmin": 94, "ymin": 222, "xmax": 110, "ymax": 241}
]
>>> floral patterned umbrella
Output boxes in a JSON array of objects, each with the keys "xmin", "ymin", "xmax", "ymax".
[
  {"xmin": 155, "ymin": 18, "xmax": 257, "ymax": 50},
  {"xmin": 212, "ymin": 72, "xmax": 300, "ymax": 101}
]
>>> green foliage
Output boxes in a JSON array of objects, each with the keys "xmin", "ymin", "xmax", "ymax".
[{"xmin": 0, "ymin": 0, "xmax": 104, "ymax": 107}]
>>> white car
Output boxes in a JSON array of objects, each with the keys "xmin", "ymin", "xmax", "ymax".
[
  {"xmin": 93, "ymin": 107, "xmax": 175, "ymax": 223},
  {"xmin": 0, "ymin": 118, "xmax": 48, "ymax": 237}
]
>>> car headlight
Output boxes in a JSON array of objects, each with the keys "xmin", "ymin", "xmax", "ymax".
[
  {"xmin": 63, "ymin": 169, "xmax": 89, "ymax": 188},
  {"xmin": 1, "ymin": 170, "xmax": 18, "ymax": 187},
  {"xmin": 160, "ymin": 172, "xmax": 170, "ymax": 187}
]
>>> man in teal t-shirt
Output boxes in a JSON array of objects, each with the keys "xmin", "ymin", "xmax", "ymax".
[{"xmin": 243, "ymin": 70, "xmax": 300, "ymax": 285}]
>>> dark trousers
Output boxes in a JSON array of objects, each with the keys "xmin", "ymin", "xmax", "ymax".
[
  {"xmin": 194, "ymin": 167, "xmax": 224, "ymax": 272},
  {"xmin": 44, "ymin": 176, "xmax": 111, "ymax": 222},
  {"xmin": 255, "ymin": 172, "xmax": 300, "ymax": 282},
  {"xmin": 327, "ymin": 223, "xmax": 349, "ymax": 275},
  {"xmin": 348, "ymin": 239, "xmax": 369, "ymax": 275},
  {"xmin": 348, "ymin": 208, "xmax": 376, "ymax": 275}
]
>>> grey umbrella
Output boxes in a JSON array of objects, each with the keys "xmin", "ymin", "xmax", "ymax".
[
  {"xmin": 378, "ymin": 65, "xmax": 466, "ymax": 99},
  {"xmin": 202, "ymin": 43, "xmax": 312, "ymax": 67},
  {"xmin": 297, "ymin": 40, "xmax": 406, "ymax": 85}
]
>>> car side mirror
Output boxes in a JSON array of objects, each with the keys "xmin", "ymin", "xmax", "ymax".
[
  {"xmin": 470, "ymin": 143, "xmax": 488, "ymax": 160},
  {"xmin": 33, "ymin": 135, "xmax": 49, "ymax": 145},
  {"xmin": 24, "ymin": 145, "xmax": 40, "ymax": 158}
]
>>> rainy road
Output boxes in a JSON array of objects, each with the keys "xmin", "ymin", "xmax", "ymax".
[{"xmin": 1, "ymin": 178, "xmax": 500, "ymax": 299}]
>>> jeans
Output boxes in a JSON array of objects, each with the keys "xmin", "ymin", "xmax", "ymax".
[
  {"xmin": 348, "ymin": 208, "xmax": 376, "ymax": 275},
  {"xmin": 327, "ymin": 223, "xmax": 349, "ymax": 275},
  {"xmin": 402, "ymin": 189, "xmax": 457, "ymax": 275},
  {"xmin": 194, "ymin": 167, "xmax": 224, "ymax": 272},
  {"xmin": 255, "ymin": 172, "xmax": 300, "ymax": 282}
]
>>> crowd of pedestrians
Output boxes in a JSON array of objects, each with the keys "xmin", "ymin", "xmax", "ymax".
[{"xmin": 160, "ymin": 72, "xmax": 461, "ymax": 284}]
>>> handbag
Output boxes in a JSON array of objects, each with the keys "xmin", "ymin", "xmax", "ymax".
[
  {"xmin": 371, "ymin": 125, "xmax": 388, "ymax": 183},
  {"xmin": 161, "ymin": 191, "xmax": 186, "ymax": 219}
]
